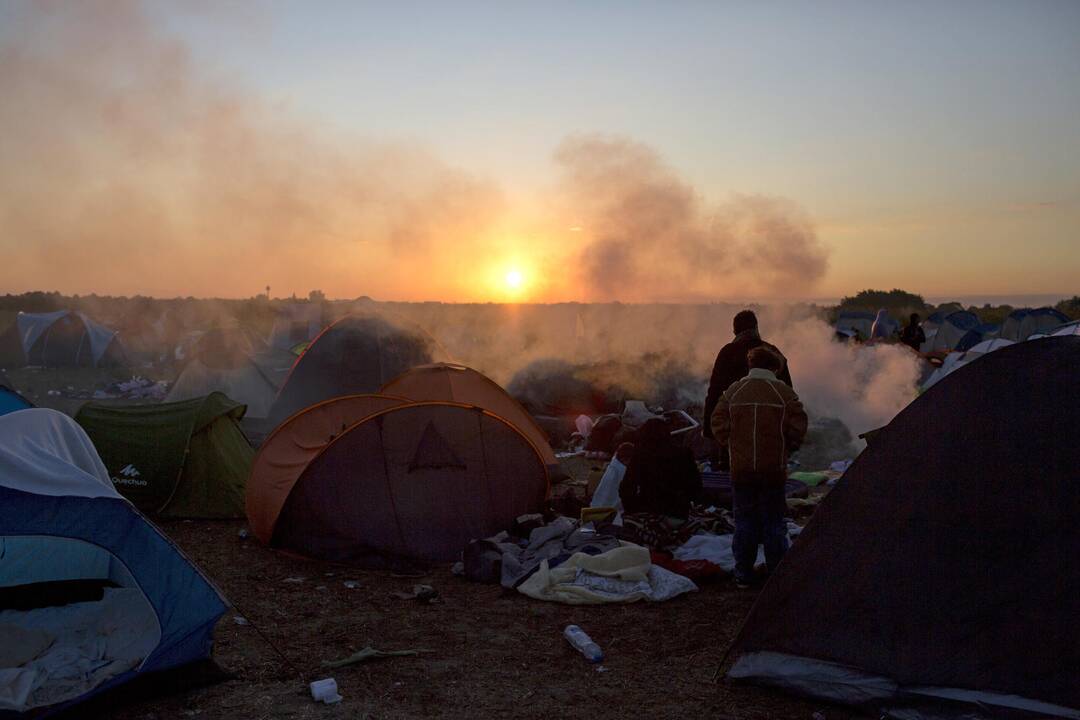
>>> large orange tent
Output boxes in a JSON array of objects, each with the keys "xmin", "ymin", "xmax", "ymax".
[
  {"xmin": 380, "ymin": 363, "xmax": 558, "ymax": 468},
  {"xmin": 246, "ymin": 398, "xmax": 548, "ymax": 566}
]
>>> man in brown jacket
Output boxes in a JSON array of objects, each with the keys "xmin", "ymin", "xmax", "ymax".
[{"xmin": 711, "ymin": 346, "xmax": 808, "ymax": 587}]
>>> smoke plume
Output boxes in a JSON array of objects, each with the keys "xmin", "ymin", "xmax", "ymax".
[{"xmin": 553, "ymin": 136, "xmax": 829, "ymax": 301}]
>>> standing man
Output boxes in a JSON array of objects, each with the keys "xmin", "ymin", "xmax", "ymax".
[
  {"xmin": 711, "ymin": 347, "xmax": 808, "ymax": 588},
  {"xmin": 702, "ymin": 310, "xmax": 793, "ymax": 470},
  {"xmin": 900, "ymin": 313, "xmax": 926, "ymax": 352}
]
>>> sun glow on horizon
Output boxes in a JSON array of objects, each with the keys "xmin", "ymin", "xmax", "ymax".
[{"xmin": 505, "ymin": 269, "xmax": 524, "ymax": 289}]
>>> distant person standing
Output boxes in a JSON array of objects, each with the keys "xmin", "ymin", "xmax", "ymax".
[
  {"xmin": 869, "ymin": 308, "xmax": 893, "ymax": 342},
  {"xmin": 900, "ymin": 313, "xmax": 926, "ymax": 351},
  {"xmin": 711, "ymin": 347, "xmax": 808, "ymax": 588},
  {"xmin": 702, "ymin": 310, "xmax": 792, "ymax": 470}
]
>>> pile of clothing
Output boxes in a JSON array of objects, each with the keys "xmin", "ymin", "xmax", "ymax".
[{"xmin": 461, "ymin": 517, "xmax": 697, "ymax": 605}]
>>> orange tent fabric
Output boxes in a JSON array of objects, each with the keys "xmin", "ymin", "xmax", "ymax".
[
  {"xmin": 249, "ymin": 400, "xmax": 548, "ymax": 565},
  {"xmin": 381, "ymin": 363, "xmax": 557, "ymax": 467},
  {"xmin": 246, "ymin": 394, "xmax": 407, "ymax": 543}
]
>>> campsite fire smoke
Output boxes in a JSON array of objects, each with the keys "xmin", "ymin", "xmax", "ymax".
[
  {"xmin": 553, "ymin": 136, "xmax": 829, "ymax": 302},
  {"xmin": 391, "ymin": 303, "xmax": 922, "ymax": 457},
  {"xmin": 0, "ymin": 2, "xmax": 833, "ymax": 307}
]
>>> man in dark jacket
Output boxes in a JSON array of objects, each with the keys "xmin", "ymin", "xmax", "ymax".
[
  {"xmin": 702, "ymin": 310, "xmax": 792, "ymax": 469},
  {"xmin": 900, "ymin": 313, "xmax": 926, "ymax": 351}
]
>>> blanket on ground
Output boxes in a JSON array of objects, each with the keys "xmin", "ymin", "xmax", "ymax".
[{"xmin": 517, "ymin": 544, "xmax": 697, "ymax": 605}]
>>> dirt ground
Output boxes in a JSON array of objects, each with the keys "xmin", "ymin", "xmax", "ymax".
[
  {"xmin": 8, "ymin": 367, "xmax": 854, "ymax": 719},
  {"xmin": 97, "ymin": 519, "xmax": 853, "ymax": 720}
]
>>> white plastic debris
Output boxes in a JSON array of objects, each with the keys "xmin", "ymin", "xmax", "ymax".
[
  {"xmin": 309, "ymin": 677, "xmax": 342, "ymax": 704},
  {"xmin": 233, "ymin": 615, "xmax": 249, "ymax": 626}
]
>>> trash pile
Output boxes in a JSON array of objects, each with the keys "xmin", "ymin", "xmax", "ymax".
[{"xmin": 92, "ymin": 376, "xmax": 169, "ymax": 401}]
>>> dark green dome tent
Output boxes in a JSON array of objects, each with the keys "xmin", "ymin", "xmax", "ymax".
[{"xmin": 75, "ymin": 392, "xmax": 253, "ymax": 518}]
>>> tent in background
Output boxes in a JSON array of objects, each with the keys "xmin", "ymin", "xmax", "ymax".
[
  {"xmin": 268, "ymin": 315, "xmax": 433, "ymax": 424},
  {"xmin": 0, "ymin": 409, "xmax": 226, "ymax": 715},
  {"xmin": 1051, "ymin": 319, "xmax": 1080, "ymax": 336},
  {"xmin": 0, "ymin": 311, "xmax": 126, "ymax": 368},
  {"xmin": 166, "ymin": 351, "xmax": 291, "ymax": 419},
  {"xmin": 381, "ymin": 363, "xmax": 558, "ymax": 468},
  {"xmin": 953, "ymin": 322, "xmax": 999, "ymax": 352},
  {"xmin": 834, "ymin": 310, "xmax": 876, "ymax": 340},
  {"xmin": 249, "ymin": 400, "xmax": 548, "ymax": 567},
  {"xmin": 729, "ymin": 337, "xmax": 1080, "ymax": 718},
  {"xmin": 268, "ymin": 303, "xmax": 324, "ymax": 351},
  {"xmin": 920, "ymin": 310, "xmax": 980, "ymax": 352},
  {"xmin": 1000, "ymin": 307, "xmax": 1070, "ymax": 341},
  {"xmin": 75, "ymin": 392, "xmax": 253, "ymax": 518}
]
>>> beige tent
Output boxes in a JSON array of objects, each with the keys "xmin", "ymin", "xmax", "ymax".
[{"xmin": 167, "ymin": 350, "xmax": 294, "ymax": 419}]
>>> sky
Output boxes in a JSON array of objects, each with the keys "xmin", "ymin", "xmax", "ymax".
[{"xmin": 1, "ymin": 0, "xmax": 1078, "ymax": 302}]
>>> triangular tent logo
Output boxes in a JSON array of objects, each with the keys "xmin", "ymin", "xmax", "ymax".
[{"xmin": 408, "ymin": 421, "xmax": 466, "ymax": 472}]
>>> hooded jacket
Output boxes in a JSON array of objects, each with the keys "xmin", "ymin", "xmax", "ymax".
[
  {"xmin": 710, "ymin": 368, "xmax": 808, "ymax": 474},
  {"xmin": 702, "ymin": 329, "xmax": 792, "ymax": 438}
]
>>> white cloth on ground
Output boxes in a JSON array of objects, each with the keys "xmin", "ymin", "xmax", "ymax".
[
  {"xmin": 672, "ymin": 523, "xmax": 800, "ymax": 573},
  {"xmin": 517, "ymin": 543, "xmax": 697, "ymax": 605}
]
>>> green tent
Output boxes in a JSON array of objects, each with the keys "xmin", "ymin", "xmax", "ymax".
[{"xmin": 75, "ymin": 392, "xmax": 253, "ymax": 518}]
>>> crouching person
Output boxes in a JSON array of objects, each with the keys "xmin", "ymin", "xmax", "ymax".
[{"xmin": 711, "ymin": 347, "xmax": 807, "ymax": 588}]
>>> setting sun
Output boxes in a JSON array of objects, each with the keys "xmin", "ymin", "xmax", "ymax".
[{"xmin": 505, "ymin": 269, "xmax": 524, "ymax": 290}]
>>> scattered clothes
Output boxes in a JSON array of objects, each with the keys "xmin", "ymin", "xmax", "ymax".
[
  {"xmin": 671, "ymin": 522, "xmax": 801, "ymax": 573},
  {"xmin": 786, "ymin": 496, "xmax": 822, "ymax": 519},
  {"xmin": 674, "ymin": 533, "xmax": 754, "ymax": 574},
  {"xmin": 649, "ymin": 551, "xmax": 725, "ymax": 582},
  {"xmin": 621, "ymin": 400, "xmax": 661, "ymax": 429},
  {"xmin": 829, "ymin": 459, "xmax": 854, "ymax": 474},
  {"xmin": 788, "ymin": 471, "xmax": 828, "ymax": 487},
  {"xmin": 500, "ymin": 517, "xmax": 621, "ymax": 589},
  {"xmin": 517, "ymin": 544, "xmax": 697, "ymax": 605},
  {"xmin": 618, "ymin": 506, "xmax": 734, "ymax": 552},
  {"xmin": 322, "ymin": 647, "xmax": 434, "ymax": 669}
]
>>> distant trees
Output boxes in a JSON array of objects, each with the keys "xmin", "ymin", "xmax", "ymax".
[
  {"xmin": 839, "ymin": 289, "xmax": 928, "ymax": 314},
  {"xmin": 1056, "ymin": 296, "xmax": 1080, "ymax": 320}
]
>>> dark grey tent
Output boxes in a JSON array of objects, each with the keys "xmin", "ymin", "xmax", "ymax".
[
  {"xmin": 728, "ymin": 336, "xmax": 1080, "ymax": 719},
  {"xmin": 268, "ymin": 315, "xmax": 432, "ymax": 424}
]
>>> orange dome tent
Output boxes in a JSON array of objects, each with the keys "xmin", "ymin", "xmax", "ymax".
[
  {"xmin": 246, "ymin": 398, "xmax": 548, "ymax": 566},
  {"xmin": 381, "ymin": 363, "xmax": 558, "ymax": 468}
]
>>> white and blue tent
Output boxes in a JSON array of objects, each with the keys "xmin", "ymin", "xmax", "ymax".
[
  {"xmin": 921, "ymin": 310, "xmax": 980, "ymax": 352},
  {"xmin": 0, "ymin": 409, "xmax": 226, "ymax": 714},
  {"xmin": 1000, "ymin": 307, "xmax": 1070, "ymax": 342}
]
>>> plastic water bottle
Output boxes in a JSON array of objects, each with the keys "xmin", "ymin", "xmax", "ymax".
[{"xmin": 564, "ymin": 625, "xmax": 604, "ymax": 663}]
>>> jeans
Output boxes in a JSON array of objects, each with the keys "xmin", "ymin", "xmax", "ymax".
[{"xmin": 731, "ymin": 474, "xmax": 789, "ymax": 582}]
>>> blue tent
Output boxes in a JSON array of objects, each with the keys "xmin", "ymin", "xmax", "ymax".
[
  {"xmin": 0, "ymin": 409, "xmax": 227, "ymax": 715},
  {"xmin": 1002, "ymin": 307, "xmax": 1069, "ymax": 341},
  {"xmin": 955, "ymin": 323, "xmax": 1000, "ymax": 352},
  {"xmin": 0, "ymin": 374, "xmax": 32, "ymax": 417}
]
